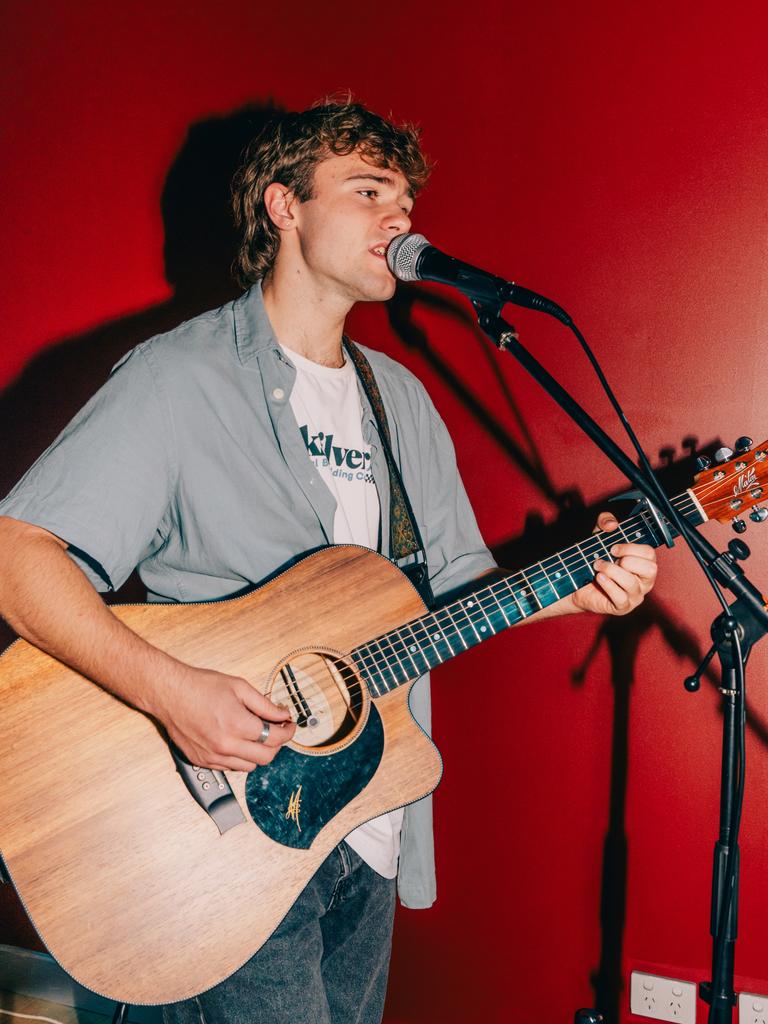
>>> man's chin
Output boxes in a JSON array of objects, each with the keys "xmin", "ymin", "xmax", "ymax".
[{"xmin": 356, "ymin": 276, "xmax": 397, "ymax": 303}]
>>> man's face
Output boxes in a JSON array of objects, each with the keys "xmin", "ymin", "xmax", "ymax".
[{"xmin": 289, "ymin": 150, "xmax": 414, "ymax": 304}]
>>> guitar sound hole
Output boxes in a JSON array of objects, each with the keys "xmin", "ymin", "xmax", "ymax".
[{"xmin": 267, "ymin": 651, "xmax": 367, "ymax": 752}]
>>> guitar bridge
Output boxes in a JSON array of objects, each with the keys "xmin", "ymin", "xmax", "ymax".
[{"xmin": 170, "ymin": 747, "xmax": 246, "ymax": 834}]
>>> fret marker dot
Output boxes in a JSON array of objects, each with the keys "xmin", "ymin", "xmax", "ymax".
[
  {"xmin": 409, "ymin": 645, "xmax": 417, "ymax": 653},
  {"xmin": 480, "ymin": 625, "xmax": 487, "ymax": 632},
  {"xmin": 554, "ymin": 572, "xmax": 561, "ymax": 579},
  {"xmin": 466, "ymin": 600, "xmax": 475, "ymax": 607},
  {"xmin": 433, "ymin": 633, "xmax": 441, "ymax": 641}
]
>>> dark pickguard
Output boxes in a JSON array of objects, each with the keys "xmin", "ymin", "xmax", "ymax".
[{"xmin": 244, "ymin": 704, "xmax": 384, "ymax": 849}]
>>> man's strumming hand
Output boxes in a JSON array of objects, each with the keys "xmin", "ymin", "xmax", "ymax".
[{"xmin": 150, "ymin": 667, "xmax": 296, "ymax": 772}]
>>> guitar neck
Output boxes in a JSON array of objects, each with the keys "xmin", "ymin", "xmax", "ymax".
[{"xmin": 352, "ymin": 487, "xmax": 704, "ymax": 696}]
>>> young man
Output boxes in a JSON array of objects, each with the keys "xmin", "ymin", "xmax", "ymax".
[{"xmin": 0, "ymin": 102, "xmax": 657, "ymax": 1023}]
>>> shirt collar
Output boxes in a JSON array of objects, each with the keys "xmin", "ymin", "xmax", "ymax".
[{"xmin": 233, "ymin": 280, "xmax": 280, "ymax": 365}]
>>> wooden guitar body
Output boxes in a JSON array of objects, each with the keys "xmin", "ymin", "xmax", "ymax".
[{"xmin": 0, "ymin": 546, "xmax": 442, "ymax": 1005}]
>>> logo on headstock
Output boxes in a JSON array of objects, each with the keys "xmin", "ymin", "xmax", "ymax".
[
  {"xmin": 285, "ymin": 786, "xmax": 302, "ymax": 832},
  {"xmin": 734, "ymin": 467, "xmax": 757, "ymax": 496}
]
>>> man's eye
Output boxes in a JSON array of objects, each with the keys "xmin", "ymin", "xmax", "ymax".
[{"xmin": 358, "ymin": 189, "xmax": 378, "ymax": 199}]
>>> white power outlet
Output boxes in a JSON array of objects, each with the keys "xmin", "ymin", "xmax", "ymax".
[
  {"xmin": 739, "ymin": 992, "xmax": 768, "ymax": 1024},
  {"xmin": 630, "ymin": 971, "xmax": 697, "ymax": 1023}
]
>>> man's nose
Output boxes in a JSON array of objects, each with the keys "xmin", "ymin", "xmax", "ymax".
[{"xmin": 381, "ymin": 205, "xmax": 411, "ymax": 235}]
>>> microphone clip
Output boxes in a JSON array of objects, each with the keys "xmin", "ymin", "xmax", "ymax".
[{"xmin": 472, "ymin": 299, "xmax": 519, "ymax": 351}]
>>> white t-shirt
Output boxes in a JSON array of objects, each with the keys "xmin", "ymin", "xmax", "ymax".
[{"xmin": 284, "ymin": 343, "xmax": 404, "ymax": 879}]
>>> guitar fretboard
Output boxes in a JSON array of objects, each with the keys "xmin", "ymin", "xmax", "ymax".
[{"xmin": 351, "ymin": 490, "xmax": 702, "ymax": 696}]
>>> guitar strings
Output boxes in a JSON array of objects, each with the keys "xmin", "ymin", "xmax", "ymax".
[
  {"xmin": 353, "ymin": 494, "xmax": 708, "ymax": 693},
  {"xmin": 292, "ymin": 474, "xmax": 753, "ymax": 706}
]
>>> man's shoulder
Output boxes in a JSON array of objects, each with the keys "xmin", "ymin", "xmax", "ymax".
[
  {"xmin": 113, "ymin": 299, "xmax": 238, "ymax": 383},
  {"xmin": 143, "ymin": 300, "xmax": 236, "ymax": 360}
]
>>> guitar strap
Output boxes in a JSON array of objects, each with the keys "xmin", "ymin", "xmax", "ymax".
[{"xmin": 343, "ymin": 337, "xmax": 435, "ymax": 608}]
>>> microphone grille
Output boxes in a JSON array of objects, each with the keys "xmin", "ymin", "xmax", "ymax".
[{"xmin": 386, "ymin": 232, "xmax": 431, "ymax": 281}]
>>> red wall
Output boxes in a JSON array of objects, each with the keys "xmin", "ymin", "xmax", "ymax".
[{"xmin": 3, "ymin": 3, "xmax": 768, "ymax": 1022}]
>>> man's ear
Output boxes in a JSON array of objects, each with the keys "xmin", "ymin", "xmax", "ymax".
[{"xmin": 263, "ymin": 183, "xmax": 298, "ymax": 232}]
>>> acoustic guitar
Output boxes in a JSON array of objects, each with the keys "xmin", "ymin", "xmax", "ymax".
[{"xmin": 0, "ymin": 442, "xmax": 765, "ymax": 1004}]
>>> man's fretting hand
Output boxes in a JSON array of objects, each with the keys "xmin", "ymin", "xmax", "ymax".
[
  {"xmin": 152, "ymin": 667, "xmax": 296, "ymax": 771},
  {"xmin": 569, "ymin": 511, "xmax": 658, "ymax": 617}
]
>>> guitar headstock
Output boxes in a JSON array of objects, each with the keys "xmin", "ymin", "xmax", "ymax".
[{"xmin": 691, "ymin": 437, "xmax": 768, "ymax": 530}]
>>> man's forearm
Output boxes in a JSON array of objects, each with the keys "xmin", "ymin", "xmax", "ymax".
[
  {"xmin": 0, "ymin": 516, "xmax": 180, "ymax": 716},
  {"xmin": 0, "ymin": 516, "xmax": 295, "ymax": 770}
]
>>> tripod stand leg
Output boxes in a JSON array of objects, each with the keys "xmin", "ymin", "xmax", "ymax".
[{"xmin": 112, "ymin": 1004, "xmax": 130, "ymax": 1024}]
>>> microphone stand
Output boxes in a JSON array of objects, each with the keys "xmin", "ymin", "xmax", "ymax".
[{"xmin": 471, "ymin": 301, "xmax": 768, "ymax": 1024}]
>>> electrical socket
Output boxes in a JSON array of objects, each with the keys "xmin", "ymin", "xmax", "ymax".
[
  {"xmin": 739, "ymin": 992, "xmax": 768, "ymax": 1024},
  {"xmin": 630, "ymin": 971, "xmax": 697, "ymax": 1023}
]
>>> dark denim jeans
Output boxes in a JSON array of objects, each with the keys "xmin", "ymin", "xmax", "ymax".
[{"xmin": 162, "ymin": 843, "xmax": 397, "ymax": 1024}]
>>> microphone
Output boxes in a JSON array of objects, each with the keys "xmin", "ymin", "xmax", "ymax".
[{"xmin": 386, "ymin": 233, "xmax": 572, "ymax": 325}]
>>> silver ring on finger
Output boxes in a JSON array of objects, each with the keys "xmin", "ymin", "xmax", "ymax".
[{"xmin": 257, "ymin": 721, "xmax": 271, "ymax": 744}]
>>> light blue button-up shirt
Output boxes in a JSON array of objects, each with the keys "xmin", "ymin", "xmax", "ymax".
[{"xmin": 0, "ymin": 283, "xmax": 495, "ymax": 907}]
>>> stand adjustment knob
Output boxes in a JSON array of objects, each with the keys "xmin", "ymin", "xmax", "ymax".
[
  {"xmin": 684, "ymin": 643, "xmax": 717, "ymax": 692},
  {"xmin": 749, "ymin": 508, "xmax": 768, "ymax": 523},
  {"xmin": 696, "ymin": 455, "xmax": 712, "ymax": 471},
  {"xmin": 732, "ymin": 518, "xmax": 747, "ymax": 534},
  {"xmin": 714, "ymin": 447, "xmax": 734, "ymax": 464},
  {"xmin": 735, "ymin": 435, "xmax": 753, "ymax": 453}
]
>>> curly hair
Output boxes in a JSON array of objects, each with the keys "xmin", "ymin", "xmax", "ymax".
[{"xmin": 231, "ymin": 99, "xmax": 432, "ymax": 286}]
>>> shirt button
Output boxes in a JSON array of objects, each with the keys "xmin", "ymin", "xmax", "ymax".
[{"xmin": 272, "ymin": 387, "xmax": 285, "ymax": 401}]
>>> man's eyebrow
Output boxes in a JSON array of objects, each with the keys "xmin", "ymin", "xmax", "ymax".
[{"xmin": 344, "ymin": 173, "xmax": 414, "ymax": 200}]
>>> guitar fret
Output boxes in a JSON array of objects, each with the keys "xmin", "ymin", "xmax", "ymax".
[
  {"xmin": 381, "ymin": 634, "xmax": 410, "ymax": 689},
  {"xmin": 392, "ymin": 624, "xmax": 425, "ymax": 676},
  {"xmin": 509, "ymin": 572, "xmax": 541, "ymax": 617},
  {"xmin": 420, "ymin": 619, "xmax": 446, "ymax": 664},
  {"xmin": 441, "ymin": 604, "xmax": 470, "ymax": 650},
  {"xmin": 543, "ymin": 552, "xmax": 577, "ymax": 599},
  {"xmin": 593, "ymin": 533, "xmax": 614, "ymax": 561},
  {"xmin": 400, "ymin": 627, "xmax": 432, "ymax": 676},
  {"xmin": 460, "ymin": 596, "xmax": 484, "ymax": 642},
  {"xmin": 351, "ymin": 648, "xmax": 383, "ymax": 696},
  {"xmin": 396, "ymin": 615, "xmax": 444, "ymax": 669},
  {"xmin": 570, "ymin": 545, "xmax": 597, "ymax": 586},
  {"xmin": 486, "ymin": 586, "xmax": 511, "ymax": 628},
  {"xmin": 467, "ymin": 598, "xmax": 495, "ymax": 639},
  {"xmin": 433, "ymin": 609, "xmax": 461, "ymax": 658},
  {"xmin": 527, "ymin": 564, "xmax": 559, "ymax": 605},
  {"xmin": 471, "ymin": 594, "xmax": 497, "ymax": 636},
  {"xmin": 498, "ymin": 580, "xmax": 524, "ymax": 620}
]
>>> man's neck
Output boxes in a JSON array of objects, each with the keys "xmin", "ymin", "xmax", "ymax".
[{"xmin": 261, "ymin": 266, "xmax": 351, "ymax": 369}]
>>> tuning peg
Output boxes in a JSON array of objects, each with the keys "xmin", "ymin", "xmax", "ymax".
[
  {"xmin": 714, "ymin": 447, "xmax": 734, "ymax": 464},
  {"xmin": 728, "ymin": 538, "xmax": 751, "ymax": 560},
  {"xmin": 732, "ymin": 518, "xmax": 747, "ymax": 534},
  {"xmin": 749, "ymin": 508, "xmax": 768, "ymax": 523},
  {"xmin": 735, "ymin": 436, "xmax": 753, "ymax": 453},
  {"xmin": 696, "ymin": 455, "xmax": 712, "ymax": 471}
]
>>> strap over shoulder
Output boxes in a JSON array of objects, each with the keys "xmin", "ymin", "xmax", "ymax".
[{"xmin": 343, "ymin": 338, "xmax": 435, "ymax": 608}]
